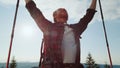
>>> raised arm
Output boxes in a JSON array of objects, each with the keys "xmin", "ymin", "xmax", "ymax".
[
  {"xmin": 73, "ymin": 0, "xmax": 97, "ymax": 35},
  {"xmin": 25, "ymin": 0, "xmax": 52, "ymax": 33}
]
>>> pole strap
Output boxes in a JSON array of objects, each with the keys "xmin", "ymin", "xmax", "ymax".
[{"xmin": 39, "ymin": 39, "xmax": 44, "ymax": 68}]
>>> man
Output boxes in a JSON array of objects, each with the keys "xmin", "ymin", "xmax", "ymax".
[{"xmin": 25, "ymin": 0, "xmax": 97, "ymax": 68}]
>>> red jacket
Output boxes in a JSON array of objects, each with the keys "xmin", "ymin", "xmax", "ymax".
[{"xmin": 26, "ymin": 1, "xmax": 96, "ymax": 67}]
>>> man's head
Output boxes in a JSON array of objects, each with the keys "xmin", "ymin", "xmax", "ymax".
[{"xmin": 53, "ymin": 8, "xmax": 68, "ymax": 24}]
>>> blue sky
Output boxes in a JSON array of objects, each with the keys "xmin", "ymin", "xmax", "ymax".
[{"xmin": 0, "ymin": 0, "xmax": 120, "ymax": 65}]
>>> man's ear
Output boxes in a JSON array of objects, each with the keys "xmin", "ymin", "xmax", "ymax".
[{"xmin": 53, "ymin": 10, "xmax": 56, "ymax": 17}]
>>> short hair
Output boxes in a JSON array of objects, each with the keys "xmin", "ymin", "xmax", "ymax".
[{"xmin": 53, "ymin": 8, "xmax": 68, "ymax": 18}]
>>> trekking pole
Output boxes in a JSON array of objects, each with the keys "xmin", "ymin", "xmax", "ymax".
[
  {"xmin": 98, "ymin": 0, "xmax": 113, "ymax": 68},
  {"xmin": 6, "ymin": 0, "xmax": 20, "ymax": 68}
]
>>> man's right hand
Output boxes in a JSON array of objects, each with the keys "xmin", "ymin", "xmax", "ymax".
[{"xmin": 25, "ymin": 0, "xmax": 32, "ymax": 4}]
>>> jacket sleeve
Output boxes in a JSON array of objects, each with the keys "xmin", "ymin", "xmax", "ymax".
[
  {"xmin": 26, "ymin": 1, "xmax": 52, "ymax": 33},
  {"xmin": 73, "ymin": 9, "xmax": 97, "ymax": 35}
]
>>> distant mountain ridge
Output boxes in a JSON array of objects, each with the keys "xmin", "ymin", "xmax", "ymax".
[{"xmin": 0, "ymin": 62, "xmax": 120, "ymax": 68}]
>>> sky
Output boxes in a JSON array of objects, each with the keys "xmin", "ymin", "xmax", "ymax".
[{"xmin": 0, "ymin": 0, "xmax": 120, "ymax": 65}]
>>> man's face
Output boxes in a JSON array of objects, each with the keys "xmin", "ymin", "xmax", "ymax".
[{"xmin": 53, "ymin": 8, "xmax": 68, "ymax": 23}]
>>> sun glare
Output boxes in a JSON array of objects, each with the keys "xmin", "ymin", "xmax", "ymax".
[{"xmin": 21, "ymin": 25, "xmax": 35, "ymax": 38}]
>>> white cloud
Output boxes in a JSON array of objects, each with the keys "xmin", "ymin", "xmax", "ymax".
[
  {"xmin": 34, "ymin": 0, "xmax": 89, "ymax": 23},
  {"xmin": 0, "ymin": 0, "xmax": 89, "ymax": 23},
  {"xmin": 97, "ymin": 0, "xmax": 120, "ymax": 21},
  {"xmin": 1, "ymin": 0, "xmax": 120, "ymax": 22},
  {"xmin": 0, "ymin": 0, "xmax": 21, "ymax": 5}
]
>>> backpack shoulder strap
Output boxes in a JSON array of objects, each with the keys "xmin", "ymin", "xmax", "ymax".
[{"xmin": 39, "ymin": 38, "xmax": 44, "ymax": 67}]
